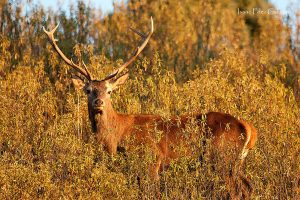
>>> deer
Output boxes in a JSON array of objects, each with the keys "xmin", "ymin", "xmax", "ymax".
[{"xmin": 43, "ymin": 17, "xmax": 257, "ymax": 182}]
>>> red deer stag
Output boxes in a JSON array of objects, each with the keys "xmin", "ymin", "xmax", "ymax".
[{"xmin": 43, "ymin": 18, "xmax": 257, "ymax": 181}]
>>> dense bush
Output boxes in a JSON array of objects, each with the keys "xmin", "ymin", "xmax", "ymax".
[
  {"xmin": 0, "ymin": 0, "xmax": 300, "ymax": 199},
  {"xmin": 1, "ymin": 51, "xmax": 299, "ymax": 199}
]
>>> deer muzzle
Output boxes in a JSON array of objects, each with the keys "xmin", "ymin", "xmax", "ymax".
[{"xmin": 93, "ymin": 99, "xmax": 104, "ymax": 110}]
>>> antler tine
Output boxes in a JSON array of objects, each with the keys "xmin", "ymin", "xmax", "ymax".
[
  {"xmin": 43, "ymin": 23, "xmax": 92, "ymax": 81},
  {"xmin": 103, "ymin": 16, "xmax": 154, "ymax": 80},
  {"xmin": 73, "ymin": 74, "xmax": 85, "ymax": 82},
  {"xmin": 82, "ymin": 60, "xmax": 93, "ymax": 80},
  {"xmin": 129, "ymin": 27, "xmax": 147, "ymax": 38}
]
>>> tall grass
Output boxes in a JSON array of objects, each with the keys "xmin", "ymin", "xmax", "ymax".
[{"xmin": 0, "ymin": 51, "xmax": 299, "ymax": 199}]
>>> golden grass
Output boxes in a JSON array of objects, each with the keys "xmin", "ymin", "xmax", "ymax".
[{"xmin": 0, "ymin": 51, "xmax": 299, "ymax": 199}]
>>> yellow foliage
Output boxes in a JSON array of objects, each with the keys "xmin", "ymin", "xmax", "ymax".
[
  {"xmin": 0, "ymin": 51, "xmax": 299, "ymax": 198},
  {"xmin": 0, "ymin": 0, "xmax": 299, "ymax": 198}
]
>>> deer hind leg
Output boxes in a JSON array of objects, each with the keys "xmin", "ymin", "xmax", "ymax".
[
  {"xmin": 226, "ymin": 167, "xmax": 253, "ymax": 199},
  {"xmin": 240, "ymin": 172, "xmax": 253, "ymax": 199}
]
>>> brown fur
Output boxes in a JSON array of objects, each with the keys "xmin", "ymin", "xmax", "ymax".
[{"xmin": 88, "ymin": 87, "xmax": 258, "ymax": 179}]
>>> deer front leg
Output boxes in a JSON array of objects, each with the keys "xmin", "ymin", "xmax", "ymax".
[
  {"xmin": 106, "ymin": 142, "xmax": 118, "ymax": 155},
  {"xmin": 149, "ymin": 156, "xmax": 162, "ymax": 181},
  {"xmin": 97, "ymin": 134, "xmax": 118, "ymax": 155}
]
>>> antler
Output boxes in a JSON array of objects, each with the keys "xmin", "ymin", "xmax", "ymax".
[
  {"xmin": 43, "ymin": 23, "xmax": 92, "ymax": 81},
  {"xmin": 103, "ymin": 17, "xmax": 154, "ymax": 80}
]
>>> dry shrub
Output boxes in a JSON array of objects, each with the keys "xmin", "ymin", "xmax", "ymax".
[{"xmin": 0, "ymin": 51, "xmax": 299, "ymax": 199}]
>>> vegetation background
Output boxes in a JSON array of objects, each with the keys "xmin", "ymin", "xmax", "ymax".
[{"xmin": 0, "ymin": 0, "xmax": 299, "ymax": 199}]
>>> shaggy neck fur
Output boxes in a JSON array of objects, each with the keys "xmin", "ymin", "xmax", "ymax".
[
  {"xmin": 89, "ymin": 101, "xmax": 119, "ymax": 135},
  {"xmin": 88, "ymin": 101, "xmax": 132, "ymax": 154}
]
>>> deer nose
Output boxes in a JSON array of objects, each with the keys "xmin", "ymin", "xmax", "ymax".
[{"xmin": 94, "ymin": 99, "xmax": 103, "ymax": 107}]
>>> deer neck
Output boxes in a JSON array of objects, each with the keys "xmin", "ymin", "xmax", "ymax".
[{"xmin": 89, "ymin": 101, "xmax": 119, "ymax": 134}]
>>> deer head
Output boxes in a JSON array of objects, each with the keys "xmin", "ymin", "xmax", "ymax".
[
  {"xmin": 43, "ymin": 18, "xmax": 153, "ymax": 118},
  {"xmin": 73, "ymin": 73, "xmax": 129, "ymax": 116}
]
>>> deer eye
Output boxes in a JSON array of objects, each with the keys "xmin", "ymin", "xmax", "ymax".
[
  {"xmin": 107, "ymin": 91, "xmax": 112, "ymax": 94},
  {"xmin": 86, "ymin": 88, "xmax": 92, "ymax": 94}
]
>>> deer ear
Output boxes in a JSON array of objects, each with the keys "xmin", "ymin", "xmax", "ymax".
[
  {"xmin": 110, "ymin": 73, "xmax": 129, "ymax": 90},
  {"xmin": 72, "ymin": 78, "xmax": 85, "ymax": 90}
]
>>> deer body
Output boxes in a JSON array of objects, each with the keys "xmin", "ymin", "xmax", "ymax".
[
  {"xmin": 90, "ymin": 102, "xmax": 257, "ymax": 178},
  {"xmin": 43, "ymin": 17, "xmax": 257, "ymax": 180}
]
